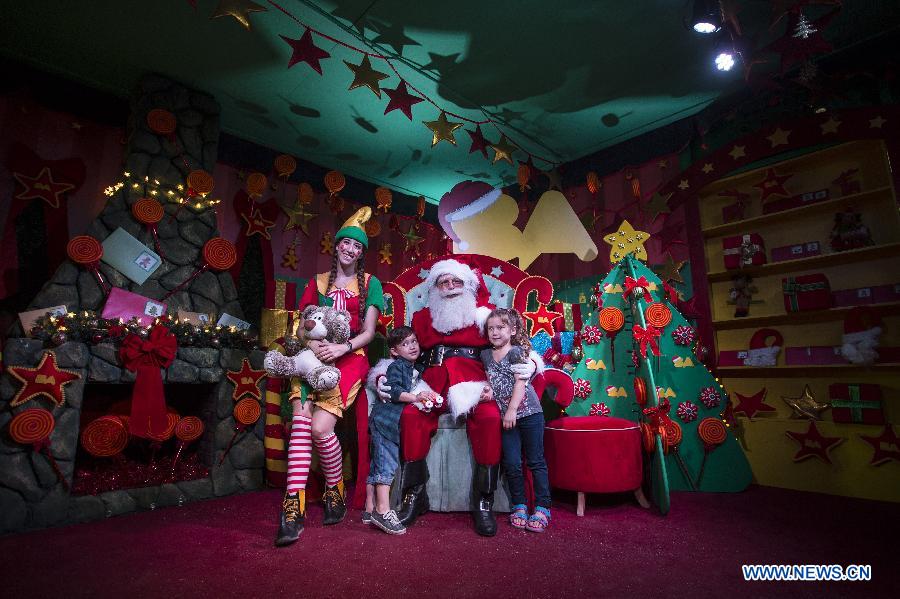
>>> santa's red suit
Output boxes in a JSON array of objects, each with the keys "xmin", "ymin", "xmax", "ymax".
[{"xmin": 401, "ymin": 306, "xmax": 500, "ymax": 465}]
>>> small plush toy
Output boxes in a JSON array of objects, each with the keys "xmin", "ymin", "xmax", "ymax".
[
  {"xmin": 728, "ymin": 274, "xmax": 759, "ymax": 318},
  {"xmin": 829, "ymin": 208, "xmax": 874, "ymax": 252},
  {"xmin": 263, "ymin": 305, "xmax": 351, "ymax": 391}
]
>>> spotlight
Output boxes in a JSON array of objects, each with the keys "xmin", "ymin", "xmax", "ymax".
[
  {"xmin": 691, "ymin": 0, "xmax": 722, "ymax": 34},
  {"xmin": 715, "ymin": 50, "xmax": 735, "ymax": 71}
]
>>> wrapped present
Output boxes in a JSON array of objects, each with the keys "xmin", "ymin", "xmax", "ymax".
[
  {"xmin": 873, "ymin": 283, "xmax": 900, "ymax": 304},
  {"xmin": 551, "ymin": 301, "xmax": 583, "ymax": 332},
  {"xmin": 101, "ymin": 287, "xmax": 167, "ymax": 326},
  {"xmin": 784, "ymin": 346, "xmax": 847, "ymax": 366},
  {"xmin": 723, "ymin": 234, "xmax": 766, "ymax": 270},
  {"xmin": 832, "ymin": 283, "xmax": 900, "ymax": 307},
  {"xmin": 718, "ymin": 328, "xmax": 782, "ymax": 367},
  {"xmin": 782, "ymin": 274, "xmax": 831, "ymax": 312},
  {"xmin": 829, "ymin": 383, "xmax": 884, "ymax": 425},
  {"xmin": 762, "ymin": 189, "xmax": 829, "ymax": 214},
  {"xmin": 771, "ymin": 241, "xmax": 821, "ymax": 263}
]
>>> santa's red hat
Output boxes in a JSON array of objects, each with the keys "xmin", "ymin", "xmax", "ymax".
[
  {"xmin": 425, "ymin": 256, "xmax": 492, "ymax": 306},
  {"xmin": 437, "ymin": 181, "xmax": 502, "ymax": 251}
]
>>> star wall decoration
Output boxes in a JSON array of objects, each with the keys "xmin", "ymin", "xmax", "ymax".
[
  {"xmin": 522, "ymin": 303, "xmax": 563, "ymax": 337},
  {"xmin": 466, "ymin": 125, "xmax": 491, "ymax": 159},
  {"xmin": 786, "ymin": 421, "xmax": 843, "ymax": 464},
  {"xmin": 344, "ymin": 55, "xmax": 389, "ymax": 97},
  {"xmin": 384, "ymin": 81, "xmax": 424, "ymax": 120},
  {"xmin": 282, "ymin": 203, "xmax": 317, "ymax": 235},
  {"xmin": 7, "ymin": 351, "xmax": 81, "ymax": 408},
  {"xmin": 242, "ymin": 207, "xmax": 275, "ymax": 239},
  {"xmin": 602, "ymin": 220, "xmax": 650, "ymax": 263},
  {"xmin": 281, "ymin": 28, "xmax": 330, "ymax": 74},
  {"xmin": 399, "ymin": 224, "xmax": 424, "ymax": 252},
  {"xmin": 489, "ymin": 135, "xmax": 518, "ymax": 165},
  {"xmin": 728, "ymin": 145, "xmax": 746, "ymax": 160},
  {"xmin": 13, "ymin": 167, "xmax": 76, "ymax": 209},
  {"xmin": 652, "ymin": 253, "xmax": 686, "ymax": 284},
  {"xmin": 644, "ymin": 191, "xmax": 672, "ymax": 223},
  {"xmin": 732, "ymin": 388, "xmax": 777, "ymax": 419},
  {"xmin": 753, "ymin": 168, "xmax": 793, "ymax": 201},
  {"xmin": 211, "ymin": 0, "xmax": 267, "ymax": 30},
  {"xmin": 820, "ymin": 116, "xmax": 841, "ymax": 134},
  {"xmin": 766, "ymin": 127, "xmax": 791, "ymax": 148},
  {"xmin": 859, "ymin": 426, "xmax": 900, "ymax": 466},
  {"xmin": 226, "ymin": 358, "xmax": 266, "ymax": 402},
  {"xmin": 782, "ymin": 385, "xmax": 829, "ymax": 420},
  {"xmin": 424, "ymin": 111, "xmax": 463, "ymax": 147}
]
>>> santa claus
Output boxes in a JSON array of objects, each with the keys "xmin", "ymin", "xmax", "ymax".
[{"xmin": 377, "ymin": 256, "xmax": 537, "ymax": 536}]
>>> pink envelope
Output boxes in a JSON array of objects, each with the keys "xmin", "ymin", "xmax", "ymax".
[{"xmin": 101, "ymin": 287, "xmax": 168, "ymax": 327}]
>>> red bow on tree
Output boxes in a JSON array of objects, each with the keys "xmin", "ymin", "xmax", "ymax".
[
  {"xmin": 633, "ymin": 324, "xmax": 661, "ymax": 358},
  {"xmin": 624, "ymin": 276, "xmax": 652, "ymax": 302},
  {"xmin": 642, "ymin": 398, "xmax": 672, "ymax": 428},
  {"xmin": 662, "ymin": 282, "xmax": 679, "ymax": 304},
  {"xmin": 120, "ymin": 326, "xmax": 177, "ymax": 439}
]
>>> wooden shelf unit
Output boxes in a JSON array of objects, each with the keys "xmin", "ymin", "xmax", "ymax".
[
  {"xmin": 716, "ymin": 363, "xmax": 900, "ymax": 378},
  {"xmin": 712, "ymin": 300, "xmax": 900, "ymax": 330}
]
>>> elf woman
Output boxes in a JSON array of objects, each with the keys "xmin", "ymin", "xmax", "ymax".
[{"xmin": 275, "ymin": 207, "xmax": 383, "ymax": 546}]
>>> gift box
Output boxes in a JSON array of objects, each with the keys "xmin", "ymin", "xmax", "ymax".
[
  {"xmin": 101, "ymin": 287, "xmax": 168, "ymax": 327},
  {"xmin": 873, "ymin": 283, "xmax": 900, "ymax": 304},
  {"xmin": 763, "ymin": 189, "xmax": 829, "ymax": 214},
  {"xmin": 722, "ymin": 202, "xmax": 746, "ymax": 224},
  {"xmin": 723, "ymin": 234, "xmax": 766, "ymax": 270},
  {"xmin": 782, "ymin": 274, "xmax": 831, "ymax": 312},
  {"xmin": 718, "ymin": 328, "xmax": 783, "ymax": 367},
  {"xmin": 551, "ymin": 301, "xmax": 583, "ymax": 332},
  {"xmin": 771, "ymin": 241, "xmax": 821, "ymax": 263},
  {"xmin": 831, "ymin": 283, "xmax": 900, "ymax": 308},
  {"xmin": 829, "ymin": 383, "xmax": 884, "ymax": 425},
  {"xmin": 784, "ymin": 346, "xmax": 848, "ymax": 365}
]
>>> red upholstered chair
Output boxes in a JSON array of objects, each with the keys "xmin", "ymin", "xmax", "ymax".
[{"xmin": 538, "ymin": 369, "xmax": 649, "ymax": 516}]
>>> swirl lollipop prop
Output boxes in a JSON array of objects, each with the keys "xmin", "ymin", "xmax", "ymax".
[
  {"xmin": 695, "ymin": 417, "xmax": 728, "ymax": 489},
  {"xmin": 170, "ymin": 416, "xmax": 205, "ymax": 480},
  {"xmin": 663, "ymin": 420, "xmax": 695, "ymax": 490},
  {"xmin": 132, "ymin": 198, "xmax": 166, "ymax": 259},
  {"xmin": 219, "ymin": 398, "xmax": 261, "ymax": 465},
  {"xmin": 599, "ymin": 307, "xmax": 624, "ymax": 371},
  {"xmin": 81, "ymin": 415, "xmax": 129, "ymax": 459},
  {"xmin": 11, "ymin": 408, "xmax": 68, "ymax": 490},
  {"xmin": 162, "ymin": 237, "xmax": 236, "ymax": 300},
  {"xmin": 67, "ymin": 236, "xmax": 110, "ymax": 296}
]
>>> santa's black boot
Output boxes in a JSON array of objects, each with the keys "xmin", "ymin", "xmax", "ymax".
[
  {"xmin": 275, "ymin": 490, "xmax": 305, "ymax": 547},
  {"xmin": 396, "ymin": 460, "xmax": 430, "ymax": 527},
  {"xmin": 472, "ymin": 464, "xmax": 500, "ymax": 537}
]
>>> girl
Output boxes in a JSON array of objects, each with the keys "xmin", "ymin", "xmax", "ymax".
[
  {"xmin": 275, "ymin": 207, "xmax": 383, "ymax": 547},
  {"xmin": 480, "ymin": 308, "xmax": 551, "ymax": 533}
]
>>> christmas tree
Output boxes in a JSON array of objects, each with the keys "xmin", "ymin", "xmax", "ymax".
[{"xmin": 566, "ymin": 254, "xmax": 752, "ymax": 505}]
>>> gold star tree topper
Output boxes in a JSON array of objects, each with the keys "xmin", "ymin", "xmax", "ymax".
[{"xmin": 603, "ymin": 220, "xmax": 650, "ymax": 263}]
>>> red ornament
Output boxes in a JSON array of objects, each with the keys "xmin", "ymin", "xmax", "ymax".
[
  {"xmin": 859, "ymin": 426, "xmax": 900, "ymax": 466},
  {"xmin": 732, "ymin": 388, "xmax": 777, "ymax": 419},
  {"xmin": 226, "ymin": 358, "xmax": 267, "ymax": 402},
  {"xmin": 786, "ymin": 421, "xmax": 844, "ymax": 464},
  {"xmin": 7, "ymin": 351, "xmax": 81, "ymax": 408},
  {"xmin": 589, "ymin": 403, "xmax": 610, "ymax": 417},
  {"xmin": 522, "ymin": 303, "xmax": 563, "ymax": 338},
  {"xmin": 383, "ymin": 81, "xmax": 424, "ymax": 120},
  {"xmin": 280, "ymin": 28, "xmax": 330, "ymax": 74}
]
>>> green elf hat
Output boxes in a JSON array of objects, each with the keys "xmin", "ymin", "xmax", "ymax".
[{"xmin": 335, "ymin": 206, "xmax": 372, "ymax": 248}]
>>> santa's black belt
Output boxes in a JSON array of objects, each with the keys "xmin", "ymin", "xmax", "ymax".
[{"xmin": 421, "ymin": 345, "xmax": 482, "ymax": 366}]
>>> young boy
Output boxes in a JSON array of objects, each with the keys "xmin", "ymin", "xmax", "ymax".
[{"xmin": 366, "ymin": 326, "xmax": 439, "ymax": 534}]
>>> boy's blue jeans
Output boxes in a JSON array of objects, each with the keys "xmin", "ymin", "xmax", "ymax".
[{"xmin": 367, "ymin": 428, "xmax": 400, "ymax": 486}]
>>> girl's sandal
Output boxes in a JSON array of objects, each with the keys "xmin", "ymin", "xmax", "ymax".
[
  {"xmin": 509, "ymin": 504, "xmax": 528, "ymax": 529},
  {"xmin": 526, "ymin": 507, "xmax": 551, "ymax": 533}
]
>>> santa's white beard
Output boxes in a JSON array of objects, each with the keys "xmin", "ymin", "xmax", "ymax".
[{"xmin": 429, "ymin": 287, "xmax": 476, "ymax": 334}]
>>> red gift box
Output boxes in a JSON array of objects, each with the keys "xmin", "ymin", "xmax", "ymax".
[
  {"xmin": 782, "ymin": 274, "xmax": 831, "ymax": 312},
  {"xmin": 829, "ymin": 383, "xmax": 884, "ymax": 425},
  {"xmin": 784, "ymin": 346, "xmax": 848, "ymax": 365},
  {"xmin": 831, "ymin": 284, "xmax": 900, "ymax": 308},
  {"xmin": 723, "ymin": 234, "xmax": 766, "ymax": 270},
  {"xmin": 763, "ymin": 189, "xmax": 829, "ymax": 214},
  {"xmin": 771, "ymin": 241, "xmax": 821, "ymax": 263},
  {"xmin": 551, "ymin": 301, "xmax": 583, "ymax": 332}
]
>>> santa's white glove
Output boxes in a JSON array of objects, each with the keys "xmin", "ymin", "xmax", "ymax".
[
  {"xmin": 510, "ymin": 359, "xmax": 536, "ymax": 381},
  {"xmin": 376, "ymin": 375, "xmax": 392, "ymax": 403}
]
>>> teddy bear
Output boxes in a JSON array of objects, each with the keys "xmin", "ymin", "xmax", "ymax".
[{"xmin": 263, "ymin": 305, "xmax": 352, "ymax": 392}]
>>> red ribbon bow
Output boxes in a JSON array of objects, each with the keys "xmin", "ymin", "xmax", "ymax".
[
  {"xmin": 662, "ymin": 282, "xmax": 679, "ymax": 304},
  {"xmin": 642, "ymin": 398, "xmax": 672, "ymax": 428},
  {"xmin": 120, "ymin": 326, "xmax": 177, "ymax": 439},
  {"xmin": 633, "ymin": 324, "xmax": 661, "ymax": 358},
  {"xmin": 624, "ymin": 276, "xmax": 652, "ymax": 302}
]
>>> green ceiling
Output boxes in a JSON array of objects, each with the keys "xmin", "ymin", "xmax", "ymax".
[{"xmin": 0, "ymin": 0, "xmax": 886, "ymax": 201}]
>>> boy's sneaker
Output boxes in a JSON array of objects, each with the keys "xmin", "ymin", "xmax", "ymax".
[
  {"xmin": 371, "ymin": 510, "xmax": 406, "ymax": 535},
  {"xmin": 361, "ymin": 511, "xmax": 373, "ymax": 524}
]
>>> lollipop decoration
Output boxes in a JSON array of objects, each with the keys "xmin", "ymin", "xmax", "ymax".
[
  {"xmin": 298, "ymin": 182, "xmax": 315, "ymax": 205},
  {"xmin": 187, "ymin": 169, "xmax": 214, "ymax": 196},
  {"xmin": 375, "ymin": 186, "xmax": 393, "ymax": 212},
  {"xmin": 162, "ymin": 237, "xmax": 236, "ymax": 300},
  {"xmin": 274, "ymin": 155, "xmax": 297, "ymax": 179},
  {"xmin": 67, "ymin": 236, "xmax": 110, "ymax": 296},
  {"xmin": 81, "ymin": 415, "xmax": 129, "ymax": 458},
  {"xmin": 645, "ymin": 303, "xmax": 672, "ymax": 329},
  {"xmin": 219, "ymin": 399, "xmax": 262, "ymax": 465},
  {"xmin": 599, "ymin": 307, "xmax": 624, "ymax": 371},
  {"xmin": 147, "ymin": 109, "xmax": 176, "ymax": 138},
  {"xmin": 663, "ymin": 419, "xmax": 696, "ymax": 490},
  {"xmin": 696, "ymin": 417, "xmax": 728, "ymax": 488},
  {"xmin": 246, "ymin": 172, "xmax": 268, "ymax": 198},
  {"xmin": 633, "ymin": 376, "xmax": 648, "ymax": 407},
  {"xmin": 10, "ymin": 408, "xmax": 68, "ymax": 490},
  {"xmin": 145, "ymin": 412, "xmax": 180, "ymax": 443},
  {"xmin": 132, "ymin": 198, "xmax": 166, "ymax": 259},
  {"xmin": 324, "ymin": 170, "xmax": 346, "ymax": 200},
  {"xmin": 170, "ymin": 416, "xmax": 205, "ymax": 480}
]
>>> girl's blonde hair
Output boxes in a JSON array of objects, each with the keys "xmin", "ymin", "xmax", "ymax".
[{"xmin": 484, "ymin": 307, "xmax": 532, "ymax": 353}]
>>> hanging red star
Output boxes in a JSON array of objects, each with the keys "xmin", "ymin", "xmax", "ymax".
[
  {"xmin": 753, "ymin": 168, "xmax": 793, "ymax": 202},
  {"xmin": 859, "ymin": 426, "xmax": 900, "ymax": 466},
  {"xmin": 376, "ymin": 313, "xmax": 394, "ymax": 336},
  {"xmin": 7, "ymin": 351, "xmax": 81, "ymax": 408},
  {"xmin": 280, "ymin": 28, "xmax": 330, "ymax": 75},
  {"xmin": 225, "ymin": 358, "xmax": 266, "ymax": 402},
  {"xmin": 766, "ymin": 7, "xmax": 840, "ymax": 73},
  {"xmin": 656, "ymin": 221, "xmax": 687, "ymax": 253},
  {"xmin": 466, "ymin": 125, "xmax": 491, "ymax": 159},
  {"xmin": 522, "ymin": 303, "xmax": 563, "ymax": 338},
  {"xmin": 242, "ymin": 206, "xmax": 276, "ymax": 239},
  {"xmin": 677, "ymin": 295, "xmax": 704, "ymax": 321},
  {"xmin": 384, "ymin": 81, "xmax": 424, "ymax": 120},
  {"xmin": 785, "ymin": 421, "xmax": 844, "ymax": 464},
  {"xmin": 732, "ymin": 388, "xmax": 777, "ymax": 419},
  {"xmin": 13, "ymin": 167, "xmax": 76, "ymax": 209}
]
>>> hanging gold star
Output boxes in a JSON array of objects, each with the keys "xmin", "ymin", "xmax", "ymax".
[
  {"xmin": 344, "ymin": 55, "xmax": 390, "ymax": 98},
  {"xmin": 210, "ymin": 0, "xmax": 267, "ymax": 30},
  {"xmin": 489, "ymin": 134, "xmax": 518, "ymax": 165},
  {"xmin": 423, "ymin": 111, "xmax": 463, "ymax": 147},
  {"xmin": 602, "ymin": 219, "xmax": 650, "ymax": 263},
  {"xmin": 782, "ymin": 385, "xmax": 830, "ymax": 420},
  {"xmin": 653, "ymin": 253, "xmax": 686, "ymax": 284},
  {"xmin": 282, "ymin": 202, "xmax": 318, "ymax": 235},
  {"xmin": 645, "ymin": 191, "xmax": 672, "ymax": 223},
  {"xmin": 399, "ymin": 224, "xmax": 424, "ymax": 252}
]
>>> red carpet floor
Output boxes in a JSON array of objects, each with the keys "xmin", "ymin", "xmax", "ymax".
[{"xmin": 1, "ymin": 485, "xmax": 896, "ymax": 598}]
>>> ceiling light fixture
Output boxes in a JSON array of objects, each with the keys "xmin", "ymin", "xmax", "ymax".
[
  {"xmin": 691, "ymin": 0, "xmax": 722, "ymax": 34},
  {"xmin": 714, "ymin": 35, "xmax": 737, "ymax": 72}
]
